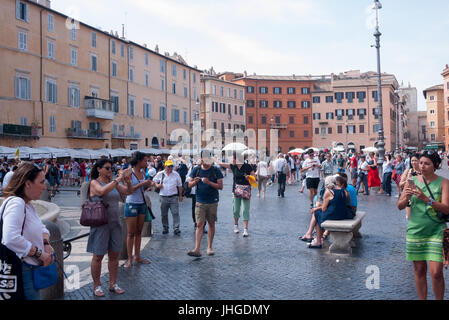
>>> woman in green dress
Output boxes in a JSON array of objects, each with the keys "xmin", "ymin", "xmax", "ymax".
[{"xmin": 398, "ymin": 151, "xmax": 449, "ymax": 300}]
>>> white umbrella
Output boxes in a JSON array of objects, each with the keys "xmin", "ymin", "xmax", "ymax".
[
  {"xmin": 288, "ymin": 148, "xmax": 305, "ymax": 155},
  {"xmin": 305, "ymin": 147, "xmax": 319, "ymax": 153},
  {"xmin": 333, "ymin": 146, "xmax": 345, "ymax": 152},
  {"xmin": 363, "ymin": 147, "xmax": 378, "ymax": 153},
  {"xmin": 222, "ymin": 143, "xmax": 247, "ymax": 152},
  {"xmin": 242, "ymin": 149, "xmax": 257, "ymax": 156}
]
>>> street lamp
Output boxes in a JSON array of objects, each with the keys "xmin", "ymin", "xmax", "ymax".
[{"xmin": 372, "ymin": 0, "xmax": 385, "ymax": 165}]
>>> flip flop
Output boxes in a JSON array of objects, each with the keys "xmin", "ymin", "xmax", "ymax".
[
  {"xmin": 300, "ymin": 236, "xmax": 313, "ymax": 243},
  {"xmin": 187, "ymin": 250, "xmax": 202, "ymax": 257},
  {"xmin": 94, "ymin": 285, "xmax": 105, "ymax": 297},
  {"xmin": 308, "ymin": 243, "xmax": 323, "ymax": 249},
  {"xmin": 133, "ymin": 258, "xmax": 151, "ymax": 264},
  {"xmin": 109, "ymin": 284, "xmax": 125, "ymax": 294}
]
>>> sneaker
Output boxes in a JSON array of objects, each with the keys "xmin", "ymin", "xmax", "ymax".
[
  {"xmin": 174, "ymin": 229, "xmax": 181, "ymax": 235},
  {"xmin": 234, "ymin": 225, "xmax": 239, "ymax": 234},
  {"xmin": 162, "ymin": 229, "xmax": 169, "ymax": 234},
  {"xmin": 243, "ymin": 229, "xmax": 249, "ymax": 237}
]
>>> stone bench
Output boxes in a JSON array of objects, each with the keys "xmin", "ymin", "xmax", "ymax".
[{"xmin": 321, "ymin": 211, "xmax": 366, "ymax": 255}]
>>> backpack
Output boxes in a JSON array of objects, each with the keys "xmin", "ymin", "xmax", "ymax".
[{"xmin": 282, "ymin": 161, "xmax": 290, "ymax": 175}]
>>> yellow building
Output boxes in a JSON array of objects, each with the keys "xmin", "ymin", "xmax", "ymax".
[
  {"xmin": 0, "ymin": 0, "xmax": 201, "ymax": 150},
  {"xmin": 423, "ymin": 84, "xmax": 445, "ymax": 150}
]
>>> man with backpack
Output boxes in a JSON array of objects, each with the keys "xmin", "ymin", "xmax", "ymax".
[
  {"xmin": 274, "ymin": 153, "xmax": 288, "ymax": 198},
  {"xmin": 187, "ymin": 153, "xmax": 223, "ymax": 257}
]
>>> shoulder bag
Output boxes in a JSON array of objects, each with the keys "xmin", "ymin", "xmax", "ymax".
[
  {"xmin": 133, "ymin": 171, "xmax": 156, "ymax": 222},
  {"xmin": 422, "ymin": 177, "xmax": 449, "ymax": 222},
  {"xmin": 0, "ymin": 197, "xmax": 25, "ymax": 300},
  {"xmin": 80, "ymin": 182, "xmax": 109, "ymax": 227}
]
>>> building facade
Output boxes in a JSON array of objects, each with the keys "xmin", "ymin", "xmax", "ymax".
[
  {"xmin": 0, "ymin": 0, "xmax": 201, "ymax": 150},
  {"xmin": 423, "ymin": 84, "xmax": 445, "ymax": 150},
  {"xmin": 200, "ymin": 70, "xmax": 246, "ymax": 148},
  {"xmin": 231, "ymin": 75, "xmax": 314, "ymax": 156},
  {"xmin": 417, "ymin": 111, "xmax": 427, "ymax": 150},
  {"xmin": 398, "ymin": 84, "xmax": 418, "ymax": 148},
  {"xmin": 311, "ymin": 70, "xmax": 400, "ymax": 153},
  {"xmin": 442, "ymin": 64, "xmax": 449, "ymax": 151}
]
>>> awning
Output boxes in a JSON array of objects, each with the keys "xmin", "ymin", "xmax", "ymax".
[{"xmin": 424, "ymin": 145, "xmax": 439, "ymax": 150}]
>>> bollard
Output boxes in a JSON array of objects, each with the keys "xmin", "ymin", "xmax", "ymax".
[{"xmin": 40, "ymin": 220, "xmax": 64, "ymax": 300}]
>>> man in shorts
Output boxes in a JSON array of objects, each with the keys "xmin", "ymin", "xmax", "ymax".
[
  {"xmin": 300, "ymin": 149, "xmax": 321, "ymax": 208},
  {"xmin": 187, "ymin": 152, "xmax": 223, "ymax": 257}
]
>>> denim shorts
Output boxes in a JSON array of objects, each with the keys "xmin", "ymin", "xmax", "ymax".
[{"xmin": 124, "ymin": 203, "xmax": 147, "ymax": 218}]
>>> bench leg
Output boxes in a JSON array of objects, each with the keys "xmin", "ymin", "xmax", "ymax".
[
  {"xmin": 353, "ymin": 222, "xmax": 362, "ymax": 239},
  {"xmin": 329, "ymin": 231, "xmax": 353, "ymax": 254}
]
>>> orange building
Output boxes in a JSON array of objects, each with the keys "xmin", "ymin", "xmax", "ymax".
[
  {"xmin": 231, "ymin": 74, "xmax": 314, "ymax": 156},
  {"xmin": 442, "ymin": 64, "xmax": 449, "ymax": 151}
]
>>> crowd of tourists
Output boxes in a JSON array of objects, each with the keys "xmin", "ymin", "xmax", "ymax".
[{"xmin": 1, "ymin": 147, "xmax": 448, "ymax": 300}]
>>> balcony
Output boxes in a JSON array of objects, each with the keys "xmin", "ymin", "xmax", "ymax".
[
  {"xmin": 0, "ymin": 124, "xmax": 40, "ymax": 139},
  {"xmin": 270, "ymin": 123, "xmax": 287, "ymax": 129},
  {"xmin": 111, "ymin": 131, "xmax": 142, "ymax": 140},
  {"xmin": 66, "ymin": 128, "xmax": 106, "ymax": 140},
  {"xmin": 85, "ymin": 96, "xmax": 114, "ymax": 120}
]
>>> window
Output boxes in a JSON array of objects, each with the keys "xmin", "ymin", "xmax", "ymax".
[
  {"xmin": 429, "ymin": 109, "xmax": 435, "ymax": 115},
  {"xmin": 145, "ymin": 72, "xmax": 149, "ymax": 87},
  {"xmin": 172, "ymin": 65, "xmax": 177, "ymax": 77},
  {"xmin": 275, "ymin": 116, "xmax": 280, "ymax": 124},
  {"xmin": 227, "ymin": 88, "xmax": 231, "ymax": 97},
  {"xmin": 193, "ymin": 111, "xmax": 199, "ymax": 121},
  {"xmin": 315, "ymin": 128, "xmax": 320, "ymax": 135},
  {"xmin": 247, "ymin": 100, "xmax": 255, "ymax": 108},
  {"xmin": 301, "ymin": 101, "xmax": 310, "ymax": 108},
  {"xmin": 18, "ymin": 31, "xmax": 27, "ymax": 51},
  {"xmin": 112, "ymin": 61, "xmax": 117, "ymax": 77},
  {"xmin": 111, "ymin": 40, "xmax": 116, "ymax": 55},
  {"xmin": 261, "ymin": 116, "xmax": 267, "ymax": 124},
  {"xmin": 247, "ymin": 86, "xmax": 254, "ymax": 93},
  {"xmin": 183, "ymin": 111, "xmax": 187, "ymax": 125},
  {"xmin": 373, "ymin": 124, "xmax": 380, "ymax": 133},
  {"xmin": 70, "ymin": 47, "xmax": 77, "ymax": 66},
  {"xmin": 289, "ymin": 116, "xmax": 294, "ymax": 124},
  {"xmin": 111, "ymin": 95, "xmax": 119, "ymax": 113},
  {"xmin": 161, "ymin": 79, "xmax": 165, "ymax": 91},
  {"xmin": 287, "ymin": 87, "xmax": 295, "ymax": 94},
  {"xmin": 325, "ymin": 96, "xmax": 333, "ymax": 103},
  {"xmin": 429, "ymin": 96, "xmax": 434, "ymax": 101},
  {"xmin": 120, "ymin": 44, "xmax": 124, "ymax": 58},
  {"xmin": 320, "ymin": 127, "xmax": 327, "ymax": 136},
  {"xmin": 240, "ymin": 90, "xmax": 244, "ymax": 100},
  {"xmin": 273, "ymin": 101, "xmax": 282, "ymax": 108},
  {"xmin": 326, "ymin": 112, "xmax": 334, "ymax": 120},
  {"xmin": 193, "ymin": 73, "xmax": 196, "ymax": 83},
  {"xmin": 129, "ymin": 47, "xmax": 133, "ymax": 61},
  {"xmin": 359, "ymin": 125, "xmax": 365, "ymax": 133},
  {"xmin": 313, "ymin": 113, "xmax": 321, "ymax": 120},
  {"xmin": 260, "ymin": 100, "xmax": 268, "ymax": 108},
  {"xmin": 70, "ymin": 26, "xmax": 76, "ymax": 41},
  {"xmin": 16, "ymin": 1, "xmax": 29, "ymax": 22},
  {"xmin": 45, "ymin": 79, "xmax": 57, "ymax": 103},
  {"xmin": 372, "ymin": 91, "xmax": 378, "ymax": 102},
  {"xmin": 431, "ymin": 134, "xmax": 436, "ymax": 141},
  {"xmin": 346, "ymin": 109, "xmax": 355, "ymax": 119},
  {"xmin": 20, "ymin": 117, "xmax": 27, "ymax": 126},
  {"xmin": 234, "ymin": 105, "xmax": 238, "ymax": 115},
  {"xmin": 328, "ymin": 127, "xmax": 333, "ymax": 134},
  {"xmin": 68, "ymin": 85, "xmax": 80, "ymax": 107},
  {"xmin": 303, "ymin": 115, "xmax": 309, "ymax": 124},
  {"xmin": 273, "ymin": 87, "xmax": 282, "ymax": 94},
  {"xmin": 220, "ymin": 86, "xmax": 224, "ymax": 96},
  {"xmin": 160, "ymin": 60, "xmax": 166, "ymax": 73},
  {"xmin": 49, "ymin": 116, "xmax": 56, "ymax": 133},
  {"xmin": 304, "ymin": 130, "xmax": 309, "ymax": 138},
  {"xmin": 335, "ymin": 92, "xmax": 344, "ymax": 103},
  {"xmin": 290, "ymin": 131, "xmax": 295, "ymax": 138},
  {"xmin": 193, "ymin": 88, "xmax": 197, "ymax": 100},
  {"xmin": 357, "ymin": 91, "xmax": 366, "ymax": 102},
  {"xmin": 259, "ymin": 87, "xmax": 268, "ymax": 94},
  {"xmin": 337, "ymin": 125, "xmax": 343, "ymax": 134},
  {"xmin": 128, "ymin": 96, "xmax": 135, "ymax": 116},
  {"xmin": 373, "ymin": 108, "xmax": 380, "ymax": 119},
  {"xmin": 47, "ymin": 40, "xmax": 55, "ymax": 59},
  {"xmin": 145, "ymin": 53, "xmax": 149, "ymax": 66},
  {"xmin": 312, "ymin": 96, "xmax": 320, "ymax": 103},
  {"xmin": 287, "ymin": 101, "xmax": 296, "ymax": 108},
  {"xmin": 347, "ymin": 125, "xmax": 356, "ymax": 134},
  {"xmin": 301, "ymin": 87, "xmax": 310, "ymax": 94},
  {"xmin": 91, "ymin": 54, "xmax": 97, "ymax": 72},
  {"xmin": 240, "ymin": 106, "xmax": 243, "ymax": 115},
  {"xmin": 143, "ymin": 102, "xmax": 151, "ymax": 119},
  {"xmin": 172, "ymin": 82, "xmax": 176, "ymax": 94},
  {"xmin": 183, "ymin": 69, "xmax": 187, "ymax": 80},
  {"xmin": 129, "ymin": 68, "xmax": 134, "ymax": 82},
  {"xmin": 430, "ymin": 121, "xmax": 435, "ymax": 128},
  {"xmin": 346, "ymin": 92, "xmax": 355, "ymax": 103},
  {"xmin": 212, "ymin": 85, "xmax": 217, "ymax": 95},
  {"xmin": 14, "ymin": 75, "xmax": 30, "ymax": 100},
  {"xmin": 183, "ymin": 87, "xmax": 187, "ymax": 98},
  {"xmin": 91, "ymin": 32, "xmax": 96, "ymax": 48},
  {"xmin": 234, "ymin": 89, "xmax": 237, "ymax": 99},
  {"xmin": 160, "ymin": 104, "xmax": 167, "ymax": 120},
  {"xmin": 248, "ymin": 115, "xmax": 253, "ymax": 124},
  {"xmin": 47, "ymin": 14, "xmax": 54, "ymax": 32}
]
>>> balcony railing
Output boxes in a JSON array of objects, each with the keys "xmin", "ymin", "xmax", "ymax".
[
  {"xmin": 66, "ymin": 128, "xmax": 105, "ymax": 139},
  {"xmin": 85, "ymin": 96, "xmax": 114, "ymax": 120},
  {"xmin": 270, "ymin": 123, "xmax": 287, "ymax": 129},
  {"xmin": 0, "ymin": 124, "xmax": 40, "ymax": 139},
  {"xmin": 111, "ymin": 132, "xmax": 142, "ymax": 140}
]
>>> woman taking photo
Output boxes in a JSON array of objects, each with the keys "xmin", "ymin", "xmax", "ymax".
[
  {"xmin": 399, "ymin": 153, "xmax": 421, "ymax": 220},
  {"xmin": 88, "ymin": 158, "xmax": 132, "ymax": 297},
  {"xmin": 124, "ymin": 151, "xmax": 154, "ymax": 268},
  {"xmin": 1, "ymin": 162, "xmax": 54, "ymax": 300},
  {"xmin": 393, "ymin": 154, "xmax": 406, "ymax": 191},
  {"xmin": 398, "ymin": 152, "xmax": 449, "ymax": 300},
  {"xmin": 220, "ymin": 154, "xmax": 255, "ymax": 237}
]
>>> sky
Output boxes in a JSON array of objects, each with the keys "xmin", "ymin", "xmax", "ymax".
[{"xmin": 52, "ymin": 0, "xmax": 449, "ymax": 110}]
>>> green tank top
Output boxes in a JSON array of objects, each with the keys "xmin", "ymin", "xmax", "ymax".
[{"xmin": 407, "ymin": 176, "xmax": 445, "ymax": 238}]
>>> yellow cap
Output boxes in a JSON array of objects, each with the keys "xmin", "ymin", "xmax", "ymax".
[{"xmin": 165, "ymin": 160, "xmax": 174, "ymax": 166}]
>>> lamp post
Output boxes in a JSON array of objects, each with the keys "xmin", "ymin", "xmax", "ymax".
[{"xmin": 372, "ymin": 0, "xmax": 385, "ymax": 166}]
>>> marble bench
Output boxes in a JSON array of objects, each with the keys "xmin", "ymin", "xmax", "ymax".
[{"xmin": 321, "ymin": 211, "xmax": 366, "ymax": 255}]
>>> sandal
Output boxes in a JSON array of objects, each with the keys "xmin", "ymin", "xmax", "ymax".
[
  {"xmin": 109, "ymin": 283, "xmax": 125, "ymax": 294},
  {"xmin": 133, "ymin": 257, "xmax": 151, "ymax": 264},
  {"xmin": 300, "ymin": 236, "xmax": 313, "ymax": 243},
  {"xmin": 123, "ymin": 260, "xmax": 133, "ymax": 268},
  {"xmin": 187, "ymin": 250, "xmax": 202, "ymax": 257},
  {"xmin": 94, "ymin": 285, "xmax": 105, "ymax": 297}
]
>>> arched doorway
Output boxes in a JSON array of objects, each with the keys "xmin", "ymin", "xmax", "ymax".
[{"xmin": 151, "ymin": 137, "xmax": 159, "ymax": 149}]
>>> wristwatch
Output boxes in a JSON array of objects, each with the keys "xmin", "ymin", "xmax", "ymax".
[
  {"xmin": 428, "ymin": 198, "xmax": 435, "ymax": 206},
  {"xmin": 33, "ymin": 247, "xmax": 42, "ymax": 259}
]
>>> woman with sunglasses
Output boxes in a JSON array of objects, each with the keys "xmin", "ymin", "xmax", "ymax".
[
  {"xmin": 398, "ymin": 151, "xmax": 449, "ymax": 300},
  {"xmin": 87, "ymin": 158, "xmax": 132, "ymax": 297}
]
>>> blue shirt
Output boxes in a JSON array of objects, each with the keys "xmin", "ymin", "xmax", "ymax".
[
  {"xmin": 190, "ymin": 166, "xmax": 223, "ymax": 204},
  {"xmin": 346, "ymin": 184, "xmax": 358, "ymax": 207}
]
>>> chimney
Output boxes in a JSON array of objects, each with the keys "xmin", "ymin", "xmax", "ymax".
[
  {"xmin": 155, "ymin": 45, "xmax": 159, "ymax": 53},
  {"xmin": 164, "ymin": 52, "xmax": 170, "ymax": 57},
  {"xmin": 143, "ymin": 43, "xmax": 147, "ymax": 48},
  {"xmin": 244, "ymin": 70, "xmax": 247, "ymax": 77},
  {"xmin": 38, "ymin": 0, "xmax": 51, "ymax": 8},
  {"xmin": 121, "ymin": 24, "xmax": 125, "ymax": 39}
]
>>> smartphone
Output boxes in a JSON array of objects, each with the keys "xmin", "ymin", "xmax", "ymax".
[{"xmin": 407, "ymin": 178, "xmax": 415, "ymax": 188}]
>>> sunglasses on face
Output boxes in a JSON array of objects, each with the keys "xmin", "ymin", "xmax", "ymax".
[{"xmin": 102, "ymin": 166, "xmax": 112, "ymax": 171}]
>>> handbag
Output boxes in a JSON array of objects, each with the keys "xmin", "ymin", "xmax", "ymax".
[
  {"xmin": 0, "ymin": 197, "xmax": 25, "ymax": 300},
  {"xmin": 422, "ymin": 177, "xmax": 449, "ymax": 222},
  {"xmin": 391, "ymin": 169, "xmax": 397, "ymax": 181},
  {"xmin": 133, "ymin": 172, "xmax": 156, "ymax": 222},
  {"xmin": 80, "ymin": 182, "xmax": 109, "ymax": 227},
  {"xmin": 24, "ymin": 254, "xmax": 59, "ymax": 291},
  {"xmin": 234, "ymin": 184, "xmax": 251, "ymax": 200}
]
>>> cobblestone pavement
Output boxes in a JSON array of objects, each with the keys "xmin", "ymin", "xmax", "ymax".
[{"xmin": 54, "ymin": 165, "xmax": 449, "ymax": 300}]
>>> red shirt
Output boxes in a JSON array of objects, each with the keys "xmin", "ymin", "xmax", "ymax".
[{"xmin": 350, "ymin": 156, "xmax": 358, "ymax": 169}]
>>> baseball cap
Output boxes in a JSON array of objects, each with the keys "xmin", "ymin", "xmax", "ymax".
[{"xmin": 165, "ymin": 160, "xmax": 174, "ymax": 167}]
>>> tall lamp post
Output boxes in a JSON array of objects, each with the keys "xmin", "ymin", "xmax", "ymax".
[{"xmin": 372, "ymin": 0, "xmax": 385, "ymax": 166}]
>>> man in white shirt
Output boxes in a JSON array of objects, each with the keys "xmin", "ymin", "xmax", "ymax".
[
  {"xmin": 300, "ymin": 149, "xmax": 322, "ymax": 207},
  {"xmin": 2, "ymin": 165, "xmax": 17, "ymax": 190},
  {"xmin": 153, "ymin": 160, "xmax": 183, "ymax": 235},
  {"xmin": 274, "ymin": 153, "xmax": 287, "ymax": 197},
  {"xmin": 356, "ymin": 154, "xmax": 370, "ymax": 195}
]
